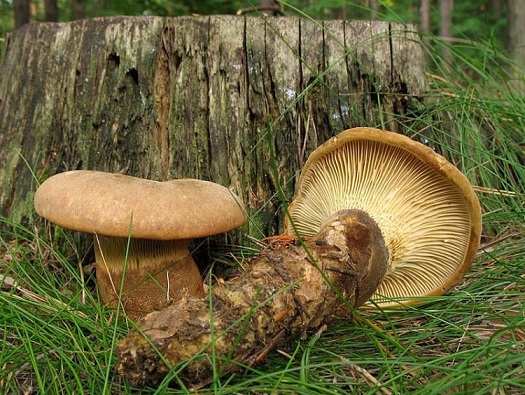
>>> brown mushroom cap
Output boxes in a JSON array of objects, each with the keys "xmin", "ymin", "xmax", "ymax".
[
  {"xmin": 34, "ymin": 171, "xmax": 246, "ymax": 239},
  {"xmin": 285, "ymin": 127, "xmax": 482, "ymax": 308}
]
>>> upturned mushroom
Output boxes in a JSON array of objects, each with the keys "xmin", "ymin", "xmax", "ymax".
[
  {"xmin": 285, "ymin": 127, "xmax": 482, "ymax": 308},
  {"xmin": 34, "ymin": 170, "xmax": 246, "ymax": 318},
  {"xmin": 117, "ymin": 207, "xmax": 389, "ymax": 386}
]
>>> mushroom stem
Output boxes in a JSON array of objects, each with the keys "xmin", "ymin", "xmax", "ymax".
[
  {"xmin": 94, "ymin": 236, "xmax": 205, "ymax": 318},
  {"xmin": 116, "ymin": 209, "xmax": 388, "ymax": 386}
]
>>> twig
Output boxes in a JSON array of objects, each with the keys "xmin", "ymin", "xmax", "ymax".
[{"xmin": 340, "ymin": 358, "xmax": 392, "ymax": 395}]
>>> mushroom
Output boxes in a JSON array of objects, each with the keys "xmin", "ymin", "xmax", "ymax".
[
  {"xmin": 285, "ymin": 127, "xmax": 482, "ymax": 308},
  {"xmin": 34, "ymin": 170, "xmax": 246, "ymax": 318}
]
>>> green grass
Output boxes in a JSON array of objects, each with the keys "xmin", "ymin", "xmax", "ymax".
[{"xmin": 1, "ymin": 16, "xmax": 525, "ymax": 395}]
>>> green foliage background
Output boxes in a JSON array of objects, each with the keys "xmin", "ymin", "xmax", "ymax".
[{"xmin": 0, "ymin": 1, "xmax": 510, "ymax": 55}]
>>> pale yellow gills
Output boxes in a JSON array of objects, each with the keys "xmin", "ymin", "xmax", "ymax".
[{"xmin": 285, "ymin": 127, "xmax": 482, "ymax": 308}]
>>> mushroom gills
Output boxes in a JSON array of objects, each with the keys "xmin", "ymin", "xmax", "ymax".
[{"xmin": 285, "ymin": 128, "xmax": 482, "ymax": 307}]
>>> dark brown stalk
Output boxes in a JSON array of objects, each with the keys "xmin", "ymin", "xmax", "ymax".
[{"xmin": 116, "ymin": 209, "xmax": 388, "ymax": 387}]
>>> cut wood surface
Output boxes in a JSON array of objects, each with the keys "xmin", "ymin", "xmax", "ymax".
[{"xmin": 0, "ymin": 16, "xmax": 427, "ymax": 239}]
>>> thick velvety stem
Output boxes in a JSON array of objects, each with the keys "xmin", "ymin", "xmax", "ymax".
[
  {"xmin": 94, "ymin": 237, "xmax": 204, "ymax": 318},
  {"xmin": 116, "ymin": 209, "xmax": 388, "ymax": 387}
]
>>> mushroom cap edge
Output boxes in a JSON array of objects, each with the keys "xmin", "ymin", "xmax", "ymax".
[{"xmin": 34, "ymin": 171, "xmax": 247, "ymax": 240}]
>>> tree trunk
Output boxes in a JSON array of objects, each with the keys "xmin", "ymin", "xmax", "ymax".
[
  {"xmin": 420, "ymin": 0, "xmax": 430, "ymax": 35},
  {"xmin": 439, "ymin": 0, "xmax": 454, "ymax": 67},
  {"xmin": 13, "ymin": 0, "xmax": 31, "ymax": 28},
  {"xmin": 71, "ymin": 0, "xmax": 86, "ymax": 20},
  {"xmin": 0, "ymin": 16, "xmax": 428, "ymax": 242},
  {"xmin": 508, "ymin": 0, "xmax": 525, "ymax": 70},
  {"xmin": 44, "ymin": 0, "xmax": 59, "ymax": 22},
  {"xmin": 419, "ymin": 0, "xmax": 431, "ymax": 57},
  {"xmin": 369, "ymin": 0, "xmax": 379, "ymax": 20}
]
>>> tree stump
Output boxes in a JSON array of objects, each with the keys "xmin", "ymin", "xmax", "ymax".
[{"xmin": 0, "ymin": 16, "xmax": 428, "ymax": 240}]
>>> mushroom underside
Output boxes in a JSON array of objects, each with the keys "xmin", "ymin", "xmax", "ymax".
[{"xmin": 286, "ymin": 137, "xmax": 478, "ymax": 306}]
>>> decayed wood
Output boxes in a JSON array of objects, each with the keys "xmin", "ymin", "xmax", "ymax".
[
  {"xmin": 116, "ymin": 209, "xmax": 388, "ymax": 387},
  {"xmin": 0, "ymin": 16, "xmax": 427, "ymax": 241}
]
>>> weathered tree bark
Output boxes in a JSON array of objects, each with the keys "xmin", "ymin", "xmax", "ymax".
[
  {"xmin": 0, "ymin": 16, "xmax": 428, "ymax": 240},
  {"xmin": 116, "ymin": 209, "xmax": 388, "ymax": 387}
]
